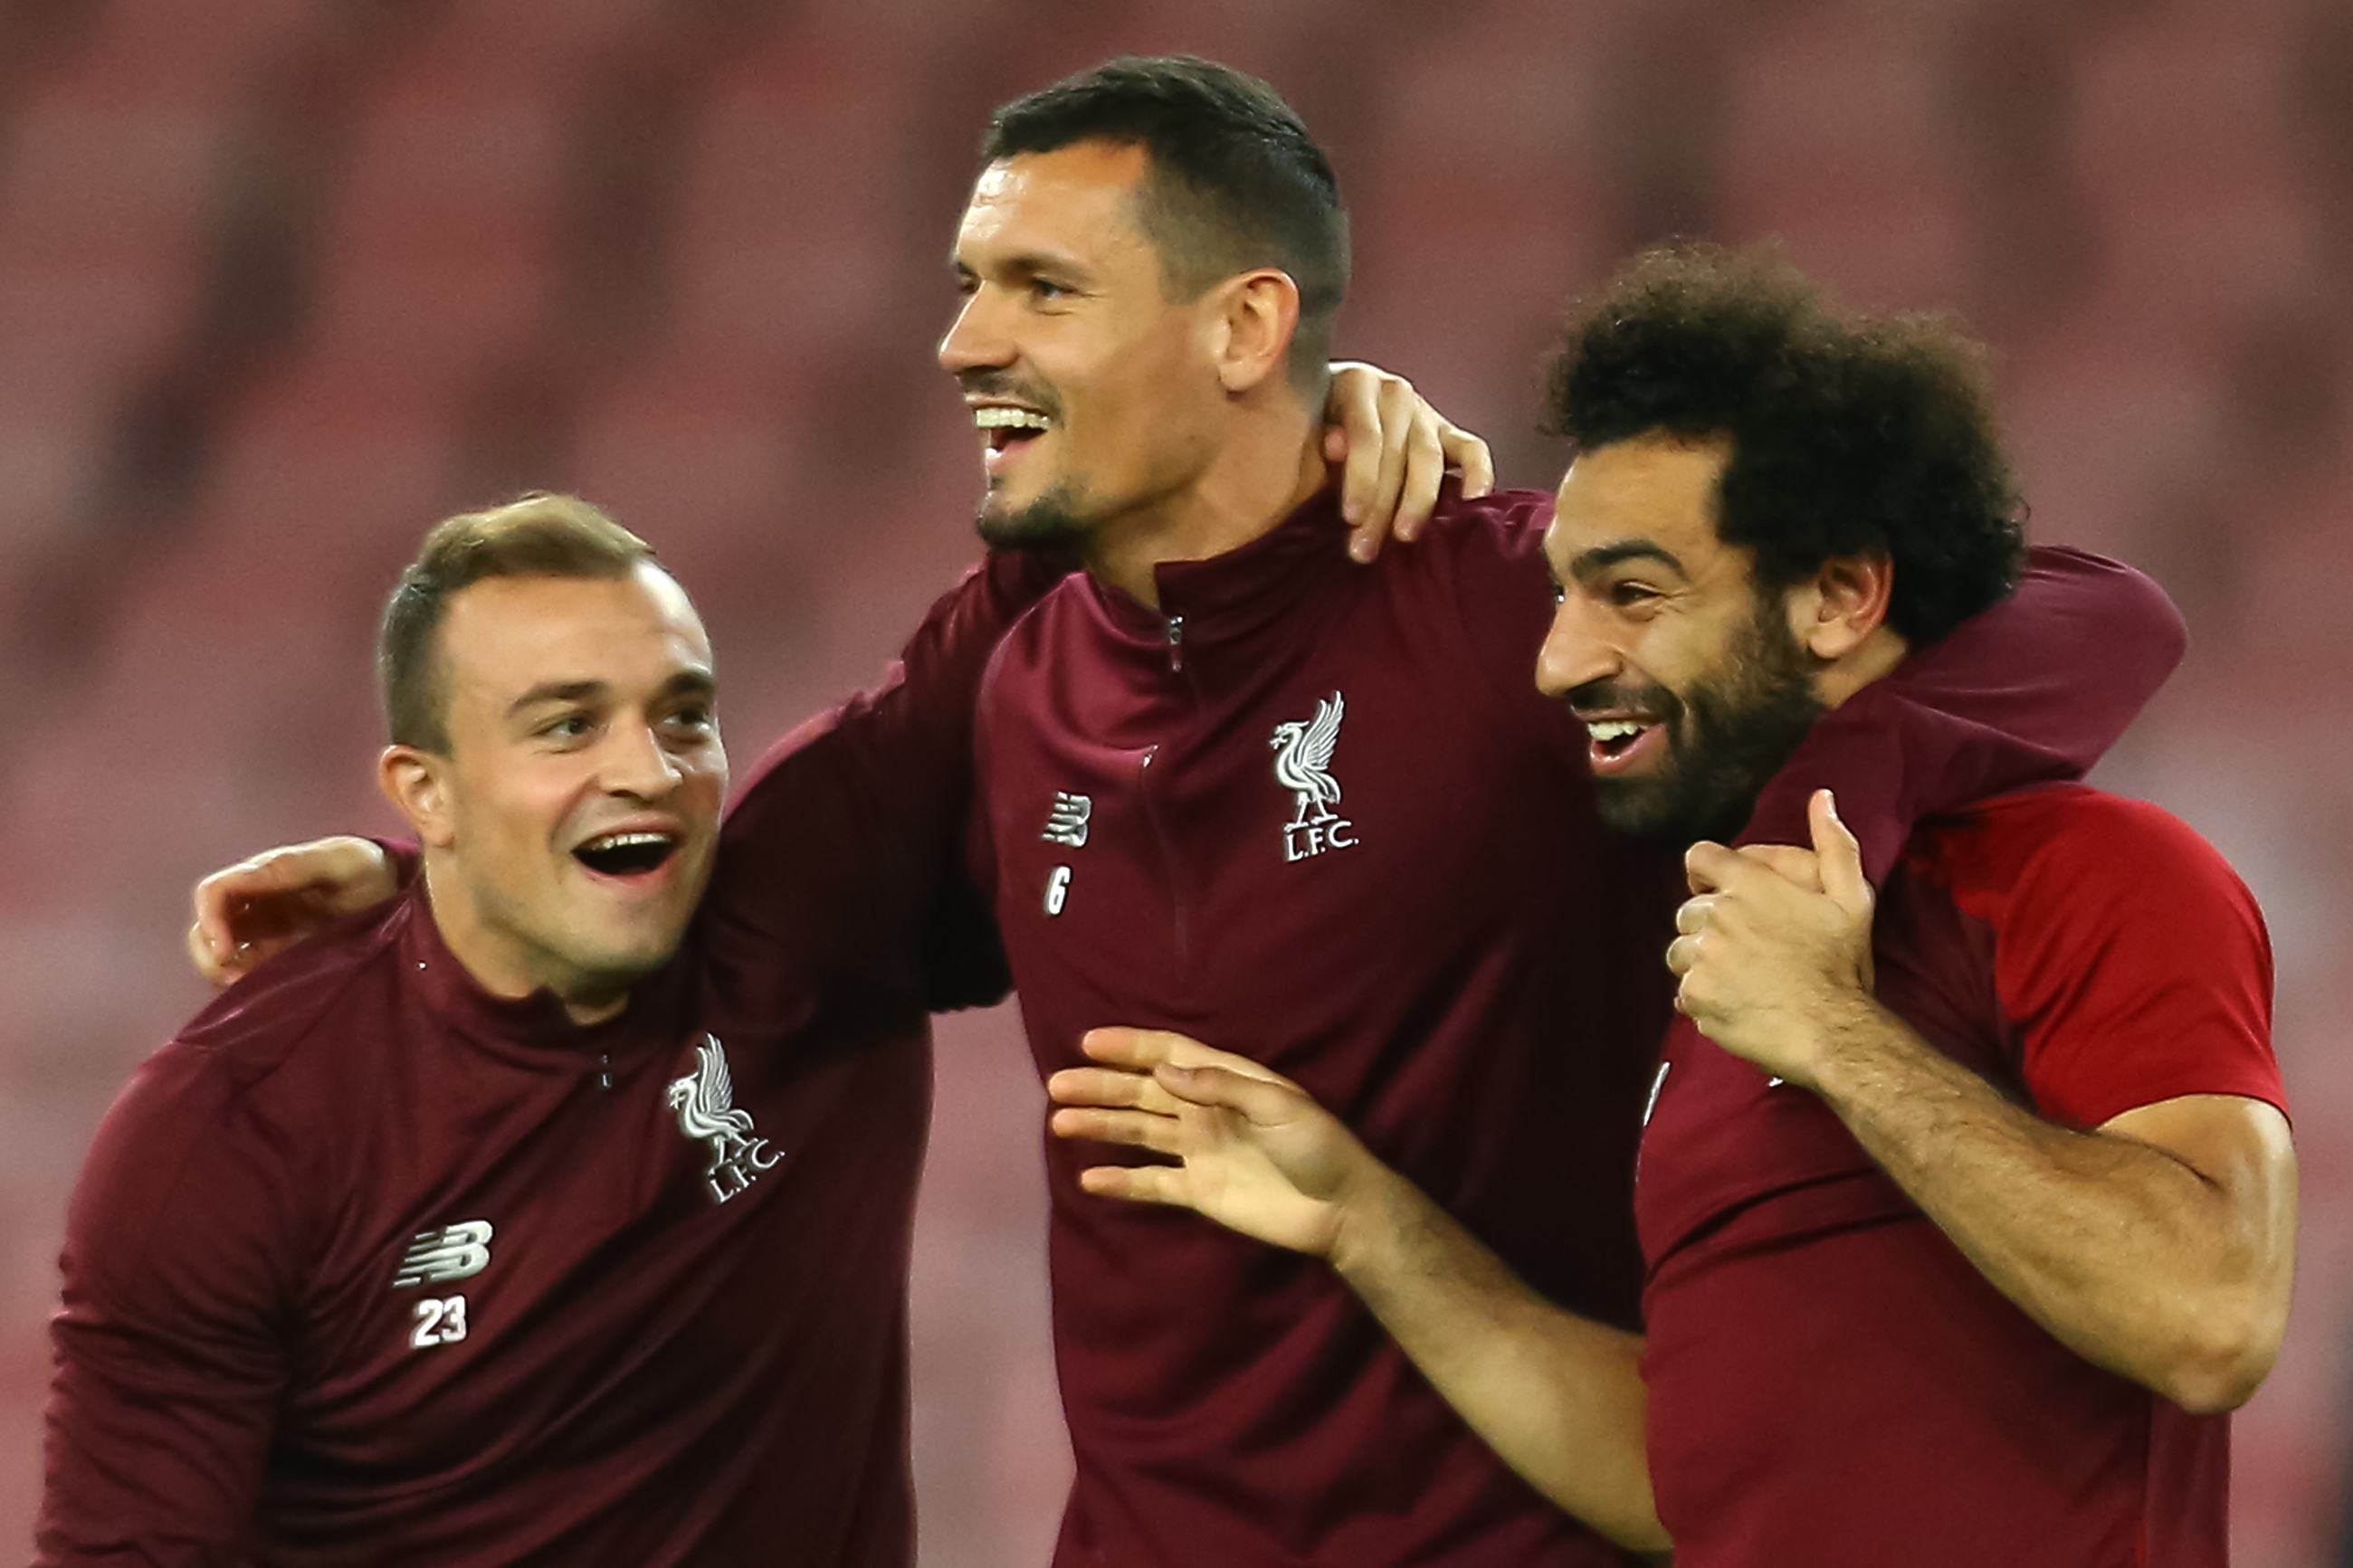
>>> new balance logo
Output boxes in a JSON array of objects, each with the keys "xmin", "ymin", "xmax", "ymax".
[
  {"xmin": 1270, "ymin": 692, "xmax": 1358, "ymax": 861},
  {"xmin": 393, "ymin": 1221, "xmax": 493, "ymax": 1288},
  {"xmin": 1043, "ymin": 792, "xmax": 1092, "ymax": 848}
]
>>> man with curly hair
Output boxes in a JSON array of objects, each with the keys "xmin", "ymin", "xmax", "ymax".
[{"xmin": 1051, "ymin": 244, "xmax": 2296, "ymax": 1568}]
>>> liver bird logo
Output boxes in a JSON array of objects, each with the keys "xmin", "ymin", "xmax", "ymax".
[
  {"xmin": 666, "ymin": 1034, "xmax": 780, "ymax": 1202},
  {"xmin": 1271, "ymin": 692, "xmax": 1347, "ymax": 828}
]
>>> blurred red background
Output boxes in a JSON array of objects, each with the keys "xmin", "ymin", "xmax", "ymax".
[{"xmin": 2, "ymin": 0, "xmax": 2348, "ymax": 1562}]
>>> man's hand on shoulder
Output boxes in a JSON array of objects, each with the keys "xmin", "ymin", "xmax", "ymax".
[
  {"xmin": 188, "ymin": 836, "xmax": 399, "ymax": 986},
  {"xmin": 1321, "ymin": 362, "xmax": 1495, "ymax": 563},
  {"xmin": 1670, "ymin": 789, "xmax": 1880, "ymax": 1087}
]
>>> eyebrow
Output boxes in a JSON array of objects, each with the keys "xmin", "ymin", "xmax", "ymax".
[
  {"xmin": 951, "ymin": 248, "xmax": 1092, "ymax": 283},
  {"xmin": 1569, "ymin": 539, "xmax": 1688, "ymax": 581},
  {"xmin": 506, "ymin": 669, "xmax": 715, "ymax": 718}
]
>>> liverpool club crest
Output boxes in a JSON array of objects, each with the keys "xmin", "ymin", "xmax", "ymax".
[
  {"xmin": 1270, "ymin": 692, "xmax": 1359, "ymax": 862},
  {"xmin": 666, "ymin": 1034, "xmax": 781, "ymax": 1203}
]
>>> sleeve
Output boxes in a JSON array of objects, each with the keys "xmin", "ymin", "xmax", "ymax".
[
  {"xmin": 36, "ymin": 1050, "xmax": 297, "ymax": 1564},
  {"xmin": 697, "ymin": 548, "xmax": 1069, "ymax": 1020},
  {"xmin": 1993, "ymin": 800, "xmax": 2283, "ymax": 1131},
  {"xmin": 1739, "ymin": 546, "xmax": 2188, "ymax": 884},
  {"xmin": 1429, "ymin": 484, "xmax": 1570, "ymax": 727}
]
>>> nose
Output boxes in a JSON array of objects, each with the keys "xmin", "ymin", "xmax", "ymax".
[
  {"xmin": 1534, "ymin": 593, "xmax": 1619, "ymax": 700},
  {"xmin": 602, "ymin": 719, "xmax": 683, "ymax": 801},
  {"xmin": 938, "ymin": 284, "xmax": 1011, "ymax": 375}
]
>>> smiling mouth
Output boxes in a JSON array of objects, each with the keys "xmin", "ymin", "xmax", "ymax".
[
  {"xmin": 1585, "ymin": 717, "xmax": 1655, "ymax": 761},
  {"xmin": 573, "ymin": 831, "xmax": 680, "ymax": 878},
  {"xmin": 974, "ymin": 404, "xmax": 1051, "ymax": 457}
]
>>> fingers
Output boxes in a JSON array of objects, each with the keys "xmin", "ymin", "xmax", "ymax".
[
  {"xmin": 1076, "ymin": 1162, "xmax": 1194, "ymax": 1207},
  {"xmin": 1683, "ymin": 840, "xmax": 1738, "ymax": 895},
  {"xmin": 1079, "ymin": 1027, "xmax": 1295, "ymax": 1088},
  {"xmin": 186, "ymin": 918, "xmax": 291, "ymax": 988},
  {"xmin": 1664, "ymin": 931, "xmax": 1701, "ymax": 978},
  {"xmin": 1157, "ymin": 1061, "xmax": 1308, "ymax": 1125},
  {"xmin": 1339, "ymin": 375, "xmax": 1415, "ymax": 562},
  {"xmin": 1731, "ymin": 842, "xmax": 1824, "ymax": 891},
  {"xmin": 1390, "ymin": 404, "xmax": 1447, "ymax": 544},
  {"xmin": 1321, "ymin": 362, "xmax": 1386, "ymax": 534},
  {"xmin": 1686, "ymin": 838, "xmax": 1809, "ymax": 899},
  {"xmin": 1809, "ymin": 790, "xmax": 1872, "ymax": 916},
  {"xmin": 1323, "ymin": 362, "xmax": 1493, "ymax": 559},
  {"xmin": 1046, "ymin": 1064, "xmax": 1180, "ymax": 1117},
  {"xmin": 191, "ymin": 856, "xmax": 287, "ymax": 965},
  {"xmin": 1370, "ymin": 375, "xmax": 1415, "ymax": 536},
  {"xmin": 1443, "ymin": 423, "xmax": 1495, "ymax": 499},
  {"xmin": 187, "ymin": 920, "xmax": 243, "ymax": 987},
  {"xmin": 1079, "ymin": 1026, "xmax": 1190, "ymax": 1071},
  {"xmin": 1049, "ymin": 1104, "xmax": 1186, "ymax": 1157}
]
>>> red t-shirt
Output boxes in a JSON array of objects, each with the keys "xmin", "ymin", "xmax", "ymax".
[{"xmin": 1637, "ymin": 786, "xmax": 2282, "ymax": 1568}]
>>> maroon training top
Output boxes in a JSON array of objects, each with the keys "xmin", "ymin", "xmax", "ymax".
[
  {"xmin": 973, "ymin": 486, "xmax": 2187, "ymax": 1568},
  {"xmin": 36, "ymin": 552, "xmax": 1056, "ymax": 1567},
  {"xmin": 1640, "ymin": 786, "xmax": 2282, "ymax": 1567}
]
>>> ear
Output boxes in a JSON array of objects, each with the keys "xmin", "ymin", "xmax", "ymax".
[
  {"xmin": 1208, "ymin": 269, "xmax": 1302, "ymax": 394},
  {"xmin": 1787, "ymin": 552, "xmax": 1893, "ymax": 660},
  {"xmin": 377, "ymin": 745, "xmax": 458, "ymax": 850}
]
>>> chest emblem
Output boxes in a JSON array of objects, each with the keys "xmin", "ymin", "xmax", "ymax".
[
  {"xmin": 393, "ymin": 1220, "xmax": 494, "ymax": 1288},
  {"xmin": 1271, "ymin": 691, "xmax": 1359, "ymax": 862},
  {"xmin": 666, "ymin": 1034, "xmax": 782, "ymax": 1203},
  {"xmin": 1042, "ymin": 791, "xmax": 1092, "ymax": 848}
]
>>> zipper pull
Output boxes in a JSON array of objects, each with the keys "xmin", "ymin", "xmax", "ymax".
[{"xmin": 1165, "ymin": 613, "xmax": 1185, "ymax": 673}]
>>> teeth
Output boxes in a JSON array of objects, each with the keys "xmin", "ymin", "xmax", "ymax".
[
  {"xmin": 583, "ymin": 831, "xmax": 672, "ymax": 852},
  {"xmin": 973, "ymin": 406, "xmax": 1050, "ymax": 432},
  {"xmin": 1586, "ymin": 720, "xmax": 1644, "ymax": 743}
]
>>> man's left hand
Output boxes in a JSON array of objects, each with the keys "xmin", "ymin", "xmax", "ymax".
[{"xmin": 1668, "ymin": 789, "xmax": 1879, "ymax": 1087}]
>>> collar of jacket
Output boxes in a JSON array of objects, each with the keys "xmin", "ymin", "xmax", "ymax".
[{"xmin": 1081, "ymin": 484, "xmax": 1349, "ymax": 658}]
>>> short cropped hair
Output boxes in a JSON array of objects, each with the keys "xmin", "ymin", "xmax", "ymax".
[
  {"xmin": 1544, "ymin": 243, "xmax": 2024, "ymax": 647},
  {"xmin": 983, "ymin": 55, "xmax": 1349, "ymax": 393},
  {"xmin": 379, "ymin": 492, "xmax": 654, "ymax": 753}
]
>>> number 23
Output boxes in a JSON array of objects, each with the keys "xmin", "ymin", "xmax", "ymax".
[{"xmin": 410, "ymin": 1295, "xmax": 468, "ymax": 1350}]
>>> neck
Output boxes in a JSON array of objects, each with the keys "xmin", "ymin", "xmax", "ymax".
[
  {"xmin": 1083, "ymin": 403, "xmax": 1328, "ymax": 611},
  {"xmin": 420, "ymin": 859, "xmax": 630, "ymax": 1027},
  {"xmin": 1815, "ymin": 625, "xmax": 1912, "ymax": 710}
]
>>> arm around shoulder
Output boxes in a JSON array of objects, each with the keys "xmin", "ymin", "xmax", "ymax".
[
  {"xmin": 1740, "ymin": 548, "xmax": 2188, "ymax": 878},
  {"xmin": 705, "ymin": 550, "xmax": 1065, "ymax": 1003}
]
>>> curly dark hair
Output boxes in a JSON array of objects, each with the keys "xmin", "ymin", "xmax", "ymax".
[
  {"xmin": 1543, "ymin": 243, "xmax": 2024, "ymax": 647},
  {"xmin": 983, "ymin": 56, "xmax": 1348, "ymax": 394}
]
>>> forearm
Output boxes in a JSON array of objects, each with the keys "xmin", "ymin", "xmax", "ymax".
[
  {"xmin": 1331, "ymin": 1166, "xmax": 1664, "ymax": 1552},
  {"xmin": 1811, "ymin": 1001, "xmax": 2283, "ymax": 1411}
]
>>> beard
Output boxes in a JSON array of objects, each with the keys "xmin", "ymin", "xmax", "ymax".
[
  {"xmin": 1582, "ymin": 597, "xmax": 1827, "ymax": 844},
  {"xmin": 974, "ymin": 476, "xmax": 1094, "ymax": 553}
]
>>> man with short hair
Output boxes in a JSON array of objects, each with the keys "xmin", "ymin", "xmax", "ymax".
[
  {"xmin": 1045, "ymin": 244, "xmax": 2295, "ymax": 1568},
  {"xmin": 36, "ymin": 492, "xmax": 1058, "ymax": 1563}
]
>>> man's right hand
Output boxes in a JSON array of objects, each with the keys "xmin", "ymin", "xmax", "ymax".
[
  {"xmin": 1047, "ymin": 1026, "xmax": 1384, "ymax": 1263},
  {"xmin": 187, "ymin": 837, "xmax": 398, "ymax": 985}
]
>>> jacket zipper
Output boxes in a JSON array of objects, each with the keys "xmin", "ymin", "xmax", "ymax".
[{"xmin": 1135, "ymin": 745, "xmax": 1187, "ymax": 965}]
